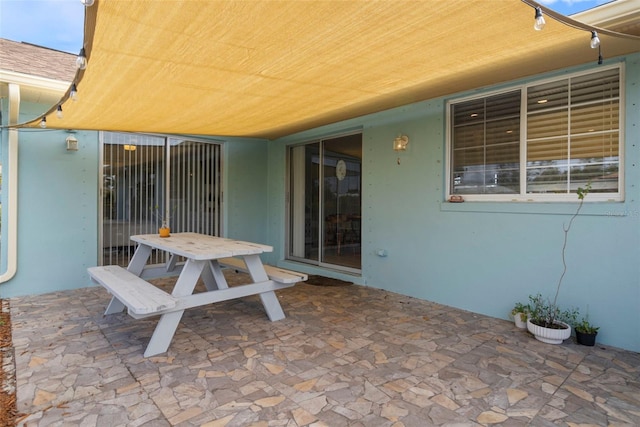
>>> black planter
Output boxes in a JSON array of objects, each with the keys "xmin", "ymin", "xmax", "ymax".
[{"xmin": 575, "ymin": 330, "xmax": 597, "ymax": 346}]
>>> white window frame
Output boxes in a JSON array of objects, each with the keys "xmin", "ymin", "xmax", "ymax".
[{"xmin": 445, "ymin": 63, "xmax": 624, "ymax": 203}]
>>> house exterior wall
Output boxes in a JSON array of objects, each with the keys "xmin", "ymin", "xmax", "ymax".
[
  {"xmin": 1, "ymin": 55, "xmax": 638, "ymax": 352},
  {"xmin": 273, "ymin": 54, "xmax": 640, "ymax": 353},
  {"xmin": 0, "ymin": 122, "xmax": 270, "ymax": 298},
  {"xmin": 0, "ymin": 101, "xmax": 100, "ymax": 297},
  {"xmin": 224, "ymin": 138, "xmax": 270, "ymax": 245}
]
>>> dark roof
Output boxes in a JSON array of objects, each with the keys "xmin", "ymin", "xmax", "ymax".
[{"xmin": 0, "ymin": 38, "xmax": 76, "ymax": 82}]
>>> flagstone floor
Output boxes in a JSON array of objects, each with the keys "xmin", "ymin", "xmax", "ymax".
[{"xmin": 8, "ymin": 271, "xmax": 640, "ymax": 426}]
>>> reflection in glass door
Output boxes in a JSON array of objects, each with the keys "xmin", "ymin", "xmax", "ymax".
[
  {"xmin": 101, "ymin": 132, "xmax": 221, "ymax": 266},
  {"xmin": 288, "ymin": 133, "xmax": 362, "ymax": 272}
]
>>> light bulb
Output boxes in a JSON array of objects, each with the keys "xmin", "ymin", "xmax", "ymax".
[
  {"xmin": 534, "ymin": 7, "xmax": 545, "ymax": 31},
  {"xmin": 76, "ymin": 48, "xmax": 87, "ymax": 70},
  {"xmin": 39, "ymin": 117, "xmax": 47, "ymax": 128},
  {"xmin": 590, "ymin": 31, "xmax": 600, "ymax": 49},
  {"xmin": 81, "ymin": 0, "xmax": 95, "ymax": 6},
  {"xmin": 56, "ymin": 104, "xmax": 63, "ymax": 119},
  {"xmin": 70, "ymin": 83, "xmax": 78, "ymax": 101}
]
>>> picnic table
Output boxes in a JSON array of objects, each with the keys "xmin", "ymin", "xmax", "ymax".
[{"xmin": 88, "ymin": 232, "xmax": 307, "ymax": 357}]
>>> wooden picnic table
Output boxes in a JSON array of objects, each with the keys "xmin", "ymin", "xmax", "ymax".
[{"xmin": 89, "ymin": 233, "xmax": 306, "ymax": 357}]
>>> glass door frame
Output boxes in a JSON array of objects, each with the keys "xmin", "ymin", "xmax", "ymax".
[
  {"xmin": 98, "ymin": 132, "xmax": 223, "ymax": 266},
  {"xmin": 285, "ymin": 131, "xmax": 362, "ymax": 274}
]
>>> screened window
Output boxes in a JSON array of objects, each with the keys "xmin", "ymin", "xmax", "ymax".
[{"xmin": 448, "ymin": 66, "xmax": 622, "ymax": 201}]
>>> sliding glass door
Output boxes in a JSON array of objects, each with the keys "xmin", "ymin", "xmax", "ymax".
[
  {"xmin": 288, "ymin": 133, "xmax": 362, "ymax": 272},
  {"xmin": 101, "ymin": 132, "xmax": 221, "ymax": 266}
]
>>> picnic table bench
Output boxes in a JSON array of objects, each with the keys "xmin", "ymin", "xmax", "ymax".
[{"xmin": 89, "ymin": 233, "xmax": 307, "ymax": 356}]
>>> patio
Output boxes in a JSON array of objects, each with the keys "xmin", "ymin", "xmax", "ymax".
[{"xmin": 8, "ymin": 271, "xmax": 640, "ymax": 426}]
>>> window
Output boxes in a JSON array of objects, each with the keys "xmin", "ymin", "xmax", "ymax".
[{"xmin": 448, "ymin": 66, "xmax": 622, "ymax": 201}]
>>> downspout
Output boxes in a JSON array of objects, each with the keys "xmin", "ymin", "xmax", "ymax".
[{"xmin": 0, "ymin": 83, "xmax": 20, "ymax": 283}]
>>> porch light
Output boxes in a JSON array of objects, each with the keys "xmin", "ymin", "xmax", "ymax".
[
  {"xmin": 534, "ymin": 7, "xmax": 545, "ymax": 31},
  {"xmin": 70, "ymin": 83, "xmax": 78, "ymax": 101},
  {"xmin": 39, "ymin": 117, "xmax": 46, "ymax": 128},
  {"xmin": 56, "ymin": 104, "xmax": 63, "ymax": 119},
  {"xmin": 66, "ymin": 135, "xmax": 78, "ymax": 151},
  {"xmin": 393, "ymin": 134, "xmax": 409, "ymax": 151},
  {"xmin": 590, "ymin": 31, "xmax": 600, "ymax": 48},
  {"xmin": 76, "ymin": 48, "xmax": 87, "ymax": 70},
  {"xmin": 124, "ymin": 144, "xmax": 137, "ymax": 151}
]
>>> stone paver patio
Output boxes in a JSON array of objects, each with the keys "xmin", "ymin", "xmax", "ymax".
[{"xmin": 8, "ymin": 271, "xmax": 640, "ymax": 426}]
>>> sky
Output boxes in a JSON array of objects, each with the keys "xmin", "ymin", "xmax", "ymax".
[{"xmin": 0, "ymin": 0, "xmax": 615, "ymax": 54}]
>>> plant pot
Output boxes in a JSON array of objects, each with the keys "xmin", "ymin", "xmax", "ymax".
[
  {"xmin": 514, "ymin": 314, "xmax": 527, "ymax": 329},
  {"xmin": 159, "ymin": 226, "xmax": 170, "ymax": 238},
  {"xmin": 575, "ymin": 330, "xmax": 597, "ymax": 346},
  {"xmin": 527, "ymin": 318, "xmax": 571, "ymax": 344}
]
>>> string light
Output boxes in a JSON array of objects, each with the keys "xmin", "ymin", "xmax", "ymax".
[
  {"xmin": 76, "ymin": 48, "xmax": 87, "ymax": 70},
  {"xmin": 529, "ymin": 4, "xmax": 607, "ymax": 66},
  {"xmin": 56, "ymin": 105, "xmax": 63, "ymax": 119},
  {"xmin": 534, "ymin": 7, "xmax": 545, "ymax": 31},
  {"xmin": 590, "ymin": 31, "xmax": 600, "ymax": 48},
  {"xmin": 39, "ymin": 117, "xmax": 47, "ymax": 128},
  {"xmin": 598, "ymin": 45, "xmax": 603, "ymax": 65},
  {"xmin": 70, "ymin": 83, "xmax": 78, "ymax": 101}
]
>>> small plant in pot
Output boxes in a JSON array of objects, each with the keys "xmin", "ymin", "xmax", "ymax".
[
  {"xmin": 153, "ymin": 204, "xmax": 172, "ymax": 238},
  {"xmin": 527, "ymin": 183, "xmax": 590, "ymax": 344},
  {"xmin": 527, "ymin": 293, "xmax": 578, "ymax": 344},
  {"xmin": 511, "ymin": 302, "xmax": 529, "ymax": 329},
  {"xmin": 574, "ymin": 316, "xmax": 599, "ymax": 346},
  {"xmin": 159, "ymin": 220, "xmax": 171, "ymax": 238}
]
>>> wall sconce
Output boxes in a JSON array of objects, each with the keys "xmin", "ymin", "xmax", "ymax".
[
  {"xmin": 393, "ymin": 134, "xmax": 409, "ymax": 151},
  {"xmin": 66, "ymin": 134, "xmax": 78, "ymax": 151}
]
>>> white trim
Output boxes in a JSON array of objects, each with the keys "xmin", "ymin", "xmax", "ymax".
[
  {"xmin": 0, "ymin": 70, "xmax": 70, "ymax": 93},
  {"xmin": 0, "ymin": 84, "xmax": 20, "ymax": 284},
  {"xmin": 573, "ymin": 0, "xmax": 640, "ymax": 28}
]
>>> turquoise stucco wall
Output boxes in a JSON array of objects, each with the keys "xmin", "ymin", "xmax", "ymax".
[
  {"xmin": 0, "ymin": 131, "xmax": 270, "ymax": 299},
  {"xmin": 223, "ymin": 137, "xmax": 270, "ymax": 246},
  {"xmin": 273, "ymin": 55, "xmax": 640, "ymax": 352},
  {"xmin": 0, "ymin": 112, "xmax": 100, "ymax": 298}
]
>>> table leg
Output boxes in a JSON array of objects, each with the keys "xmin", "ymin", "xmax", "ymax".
[
  {"xmin": 202, "ymin": 260, "xmax": 229, "ymax": 291},
  {"xmin": 105, "ymin": 244, "xmax": 153, "ymax": 315},
  {"xmin": 143, "ymin": 258, "xmax": 204, "ymax": 356},
  {"xmin": 243, "ymin": 255, "xmax": 286, "ymax": 321},
  {"xmin": 127, "ymin": 244, "xmax": 152, "ymax": 276},
  {"xmin": 144, "ymin": 311, "xmax": 184, "ymax": 357}
]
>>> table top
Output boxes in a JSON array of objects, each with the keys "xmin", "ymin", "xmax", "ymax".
[{"xmin": 130, "ymin": 232, "xmax": 273, "ymax": 261}]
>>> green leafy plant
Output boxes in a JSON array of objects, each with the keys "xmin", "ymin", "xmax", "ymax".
[
  {"xmin": 511, "ymin": 302, "xmax": 529, "ymax": 321},
  {"xmin": 528, "ymin": 293, "xmax": 578, "ymax": 329},
  {"xmin": 575, "ymin": 318, "xmax": 599, "ymax": 334},
  {"xmin": 529, "ymin": 183, "xmax": 591, "ymax": 329},
  {"xmin": 574, "ymin": 307, "xmax": 599, "ymax": 334}
]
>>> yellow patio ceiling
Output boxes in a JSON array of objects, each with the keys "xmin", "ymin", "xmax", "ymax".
[{"xmin": 37, "ymin": 0, "xmax": 640, "ymax": 139}]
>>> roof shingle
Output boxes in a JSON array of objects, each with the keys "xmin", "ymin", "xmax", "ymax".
[{"xmin": 0, "ymin": 38, "xmax": 76, "ymax": 82}]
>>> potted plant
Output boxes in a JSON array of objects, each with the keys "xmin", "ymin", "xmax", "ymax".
[
  {"xmin": 511, "ymin": 302, "xmax": 529, "ymax": 329},
  {"xmin": 527, "ymin": 293, "xmax": 578, "ymax": 344},
  {"xmin": 153, "ymin": 204, "xmax": 172, "ymax": 238},
  {"xmin": 574, "ymin": 317, "xmax": 599, "ymax": 346},
  {"xmin": 159, "ymin": 221, "xmax": 171, "ymax": 238},
  {"xmin": 527, "ymin": 183, "xmax": 590, "ymax": 344}
]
